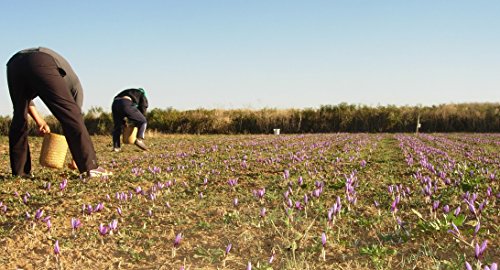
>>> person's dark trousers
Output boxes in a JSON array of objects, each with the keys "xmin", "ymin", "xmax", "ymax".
[
  {"xmin": 112, "ymin": 98, "xmax": 147, "ymax": 149},
  {"xmin": 6, "ymin": 51, "xmax": 98, "ymax": 175}
]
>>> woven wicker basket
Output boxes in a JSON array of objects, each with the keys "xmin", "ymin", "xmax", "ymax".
[
  {"xmin": 122, "ymin": 125, "xmax": 138, "ymax": 144},
  {"xmin": 39, "ymin": 133, "xmax": 68, "ymax": 169}
]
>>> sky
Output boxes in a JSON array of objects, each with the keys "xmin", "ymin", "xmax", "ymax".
[{"xmin": 0, "ymin": 1, "xmax": 499, "ymax": 116}]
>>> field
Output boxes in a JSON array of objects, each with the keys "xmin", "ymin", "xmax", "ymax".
[{"xmin": 0, "ymin": 133, "xmax": 498, "ymax": 270}]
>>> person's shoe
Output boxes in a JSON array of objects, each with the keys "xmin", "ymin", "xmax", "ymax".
[
  {"xmin": 113, "ymin": 148, "xmax": 121, "ymax": 152},
  {"xmin": 87, "ymin": 167, "xmax": 113, "ymax": 178},
  {"xmin": 134, "ymin": 138, "xmax": 148, "ymax": 151}
]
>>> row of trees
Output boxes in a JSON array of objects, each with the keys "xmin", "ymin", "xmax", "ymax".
[{"xmin": 0, "ymin": 103, "xmax": 498, "ymax": 135}]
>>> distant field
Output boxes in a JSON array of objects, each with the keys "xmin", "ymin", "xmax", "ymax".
[{"xmin": 0, "ymin": 133, "xmax": 498, "ymax": 269}]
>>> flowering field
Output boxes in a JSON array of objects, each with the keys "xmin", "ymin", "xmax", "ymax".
[{"xmin": 0, "ymin": 133, "xmax": 498, "ymax": 270}]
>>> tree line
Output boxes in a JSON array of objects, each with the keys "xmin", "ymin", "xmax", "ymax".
[{"xmin": 0, "ymin": 102, "xmax": 498, "ymax": 135}]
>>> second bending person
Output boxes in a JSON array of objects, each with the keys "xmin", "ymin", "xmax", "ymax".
[{"xmin": 112, "ymin": 88, "xmax": 148, "ymax": 151}]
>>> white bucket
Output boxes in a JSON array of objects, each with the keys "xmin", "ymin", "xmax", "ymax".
[{"xmin": 273, "ymin": 128, "xmax": 280, "ymax": 135}]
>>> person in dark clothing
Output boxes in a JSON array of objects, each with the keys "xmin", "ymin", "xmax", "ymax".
[
  {"xmin": 6, "ymin": 47, "xmax": 112, "ymax": 178},
  {"xmin": 111, "ymin": 88, "xmax": 148, "ymax": 151}
]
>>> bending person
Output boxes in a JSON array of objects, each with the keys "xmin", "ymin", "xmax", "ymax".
[
  {"xmin": 112, "ymin": 88, "xmax": 148, "ymax": 151},
  {"xmin": 6, "ymin": 47, "xmax": 112, "ymax": 178}
]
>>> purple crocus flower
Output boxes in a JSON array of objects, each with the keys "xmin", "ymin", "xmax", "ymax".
[
  {"xmin": 247, "ymin": 261, "xmax": 252, "ymax": 270},
  {"xmin": 256, "ymin": 188, "xmax": 265, "ymax": 199},
  {"xmin": 475, "ymin": 240, "xmax": 488, "ymax": 260},
  {"xmin": 54, "ymin": 240, "xmax": 60, "ymax": 255},
  {"xmin": 71, "ymin": 218, "xmax": 81, "ymax": 230},
  {"xmin": 360, "ymin": 160, "xmax": 367, "ymax": 168},
  {"xmin": 486, "ymin": 186, "xmax": 492, "ymax": 197},
  {"xmin": 109, "ymin": 219, "xmax": 118, "ymax": 231},
  {"xmin": 233, "ymin": 198, "xmax": 238, "ymax": 207},
  {"xmin": 489, "ymin": 263, "xmax": 498, "ymax": 270},
  {"xmin": 478, "ymin": 200, "xmax": 487, "ymax": 213},
  {"xmin": 34, "ymin": 209, "xmax": 44, "ymax": 220},
  {"xmin": 225, "ymin": 243, "xmax": 232, "ymax": 255},
  {"xmin": 46, "ymin": 219, "xmax": 52, "ymax": 230},
  {"xmin": 117, "ymin": 207, "xmax": 122, "ymax": 216},
  {"xmin": 283, "ymin": 170, "xmax": 290, "ymax": 180},
  {"xmin": 390, "ymin": 199, "xmax": 398, "ymax": 213},
  {"xmin": 295, "ymin": 201, "xmax": 303, "ymax": 210},
  {"xmin": 448, "ymin": 222, "xmax": 460, "ymax": 237},
  {"xmin": 260, "ymin": 207, "xmax": 267, "ymax": 218},
  {"xmin": 454, "ymin": 206, "xmax": 461, "ymax": 216},
  {"xmin": 298, "ymin": 176, "xmax": 303, "ymax": 186},
  {"xmin": 94, "ymin": 202, "xmax": 104, "ymax": 212},
  {"xmin": 174, "ymin": 233, "xmax": 182, "ymax": 247},
  {"xmin": 432, "ymin": 200, "xmax": 440, "ymax": 211},
  {"xmin": 60, "ymin": 179, "xmax": 68, "ymax": 191},
  {"xmin": 474, "ymin": 221, "xmax": 481, "ymax": 236},
  {"xmin": 98, "ymin": 224, "xmax": 108, "ymax": 236},
  {"xmin": 321, "ymin": 232, "xmax": 327, "ymax": 247},
  {"xmin": 443, "ymin": 205, "xmax": 450, "ymax": 214}
]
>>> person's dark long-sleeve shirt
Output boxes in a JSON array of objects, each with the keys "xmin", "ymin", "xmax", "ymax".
[{"xmin": 115, "ymin": 88, "xmax": 149, "ymax": 115}]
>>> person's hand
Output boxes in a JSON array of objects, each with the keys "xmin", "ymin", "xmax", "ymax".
[
  {"xmin": 67, "ymin": 159, "xmax": 78, "ymax": 170},
  {"xmin": 39, "ymin": 123, "xmax": 51, "ymax": 134}
]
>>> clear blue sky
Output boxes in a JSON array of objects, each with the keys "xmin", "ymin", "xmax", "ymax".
[{"xmin": 1, "ymin": 1, "xmax": 499, "ymax": 116}]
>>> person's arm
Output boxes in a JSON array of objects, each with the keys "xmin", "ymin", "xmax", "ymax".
[{"xmin": 28, "ymin": 103, "xmax": 51, "ymax": 134}]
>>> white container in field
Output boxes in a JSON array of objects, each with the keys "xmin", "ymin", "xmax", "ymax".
[{"xmin": 273, "ymin": 128, "xmax": 280, "ymax": 135}]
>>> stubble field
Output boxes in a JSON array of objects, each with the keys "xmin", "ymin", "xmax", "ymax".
[{"xmin": 0, "ymin": 133, "xmax": 498, "ymax": 269}]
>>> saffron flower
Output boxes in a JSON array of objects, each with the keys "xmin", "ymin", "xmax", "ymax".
[
  {"xmin": 34, "ymin": 209, "xmax": 44, "ymax": 220},
  {"xmin": 54, "ymin": 240, "xmax": 60, "ymax": 255},
  {"xmin": 71, "ymin": 218, "xmax": 81, "ymax": 230},
  {"xmin": 475, "ymin": 240, "xmax": 488, "ymax": 260},
  {"xmin": 474, "ymin": 221, "xmax": 481, "ymax": 236},
  {"xmin": 59, "ymin": 179, "xmax": 68, "ymax": 191},
  {"xmin": 174, "ymin": 233, "xmax": 182, "ymax": 247},
  {"xmin": 109, "ymin": 219, "xmax": 118, "ymax": 231},
  {"xmin": 321, "ymin": 232, "xmax": 327, "ymax": 247},
  {"xmin": 256, "ymin": 188, "xmax": 265, "ymax": 199},
  {"xmin": 225, "ymin": 243, "xmax": 232, "ymax": 256},
  {"xmin": 98, "ymin": 223, "xmax": 108, "ymax": 236},
  {"xmin": 283, "ymin": 169, "xmax": 290, "ymax": 180}
]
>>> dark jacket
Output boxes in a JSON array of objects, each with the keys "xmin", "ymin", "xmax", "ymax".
[{"xmin": 115, "ymin": 88, "xmax": 149, "ymax": 115}]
